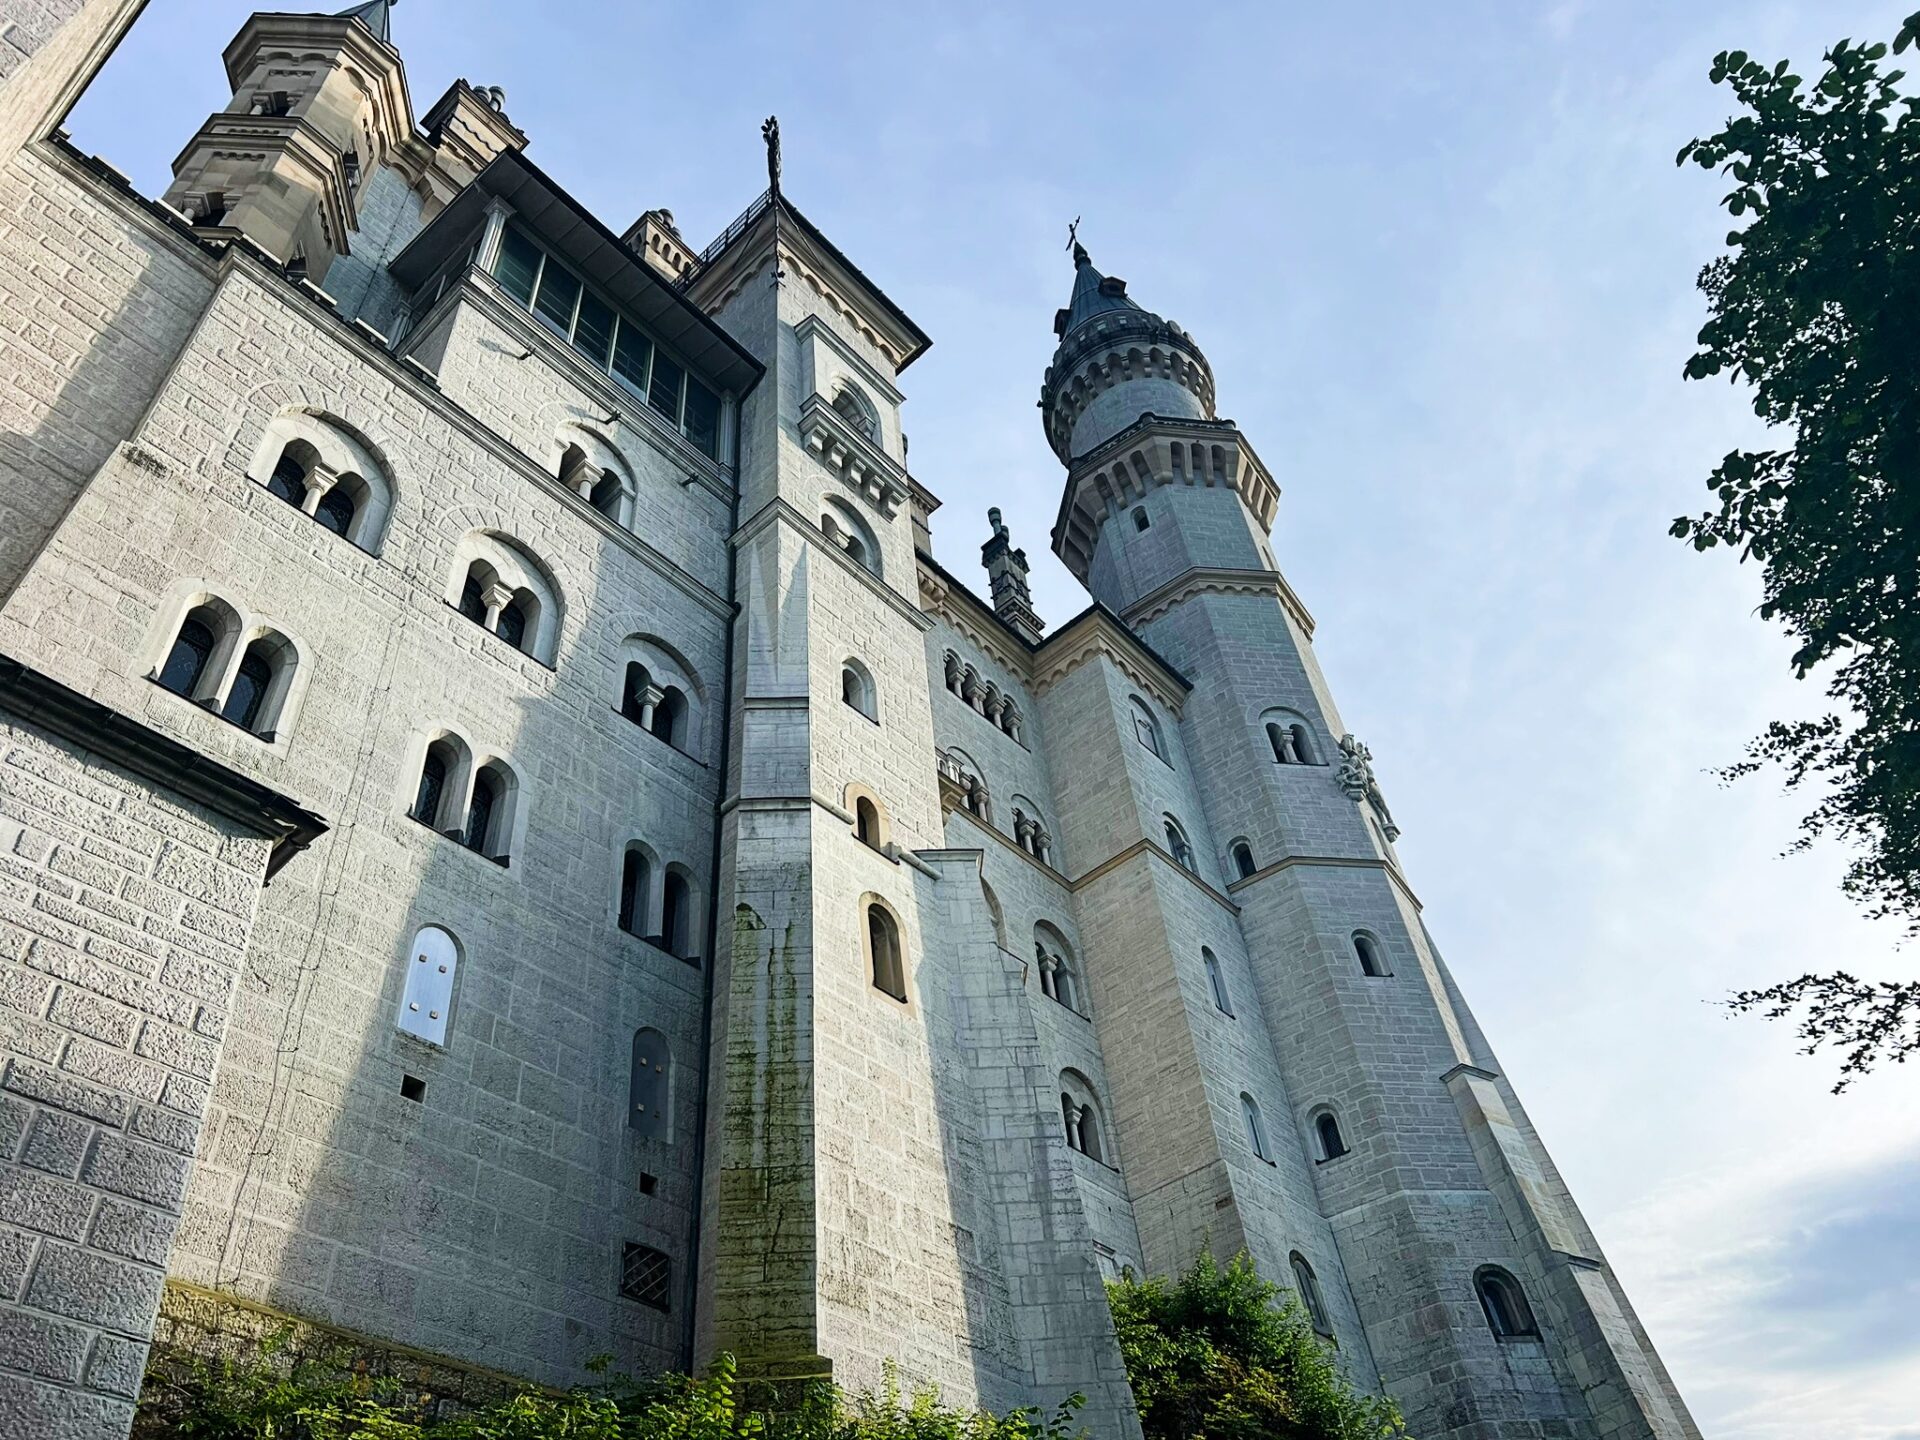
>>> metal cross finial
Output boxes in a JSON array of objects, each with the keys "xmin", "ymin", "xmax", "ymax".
[
  {"xmin": 1066, "ymin": 215, "xmax": 1081, "ymax": 251},
  {"xmin": 762, "ymin": 116, "xmax": 781, "ymax": 194}
]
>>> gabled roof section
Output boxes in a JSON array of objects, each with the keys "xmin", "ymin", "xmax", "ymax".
[
  {"xmin": 388, "ymin": 150, "xmax": 764, "ymax": 399},
  {"xmin": 680, "ymin": 189, "xmax": 932, "ymax": 372}
]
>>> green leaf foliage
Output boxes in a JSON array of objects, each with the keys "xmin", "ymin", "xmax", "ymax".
[
  {"xmin": 1105, "ymin": 1253, "xmax": 1405, "ymax": 1440},
  {"xmin": 1675, "ymin": 10, "xmax": 1920, "ymax": 1088},
  {"xmin": 139, "ymin": 1341, "xmax": 1086, "ymax": 1440}
]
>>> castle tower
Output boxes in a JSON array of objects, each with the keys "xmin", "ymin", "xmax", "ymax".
[
  {"xmin": 161, "ymin": 1, "xmax": 412, "ymax": 279},
  {"xmin": 1041, "ymin": 247, "xmax": 1699, "ymax": 1440}
]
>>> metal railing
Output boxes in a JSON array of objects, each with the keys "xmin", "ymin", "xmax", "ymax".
[{"xmin": 675, "ymin": 187, "xmax": 775, "ymax": 290}]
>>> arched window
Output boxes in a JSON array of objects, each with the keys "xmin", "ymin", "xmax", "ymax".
[
  {"xmin": 588, "ymin": 470, "xmax": 625, "ymax": 520},
  {"xmin": 1241, "ymin": 1093, "xmax": 1271, "ymax": 1161},
  {"xmin": 1354, "ymin": 931, "xmax": 1390, "ymax": 978},
  {"xmin": 619, "ymin": 849, "xmax": 649, "ymax": 935},
  {"xmin": 1475, "ymin": 1267, "xmax": 1538, "ymax": 1339},
  {"xmin": 621, "ymin": 661, "xmax": 650, "ymax": 725},
  {"xmin": 651, "ymin": 687, "xmax": 687, "ymax": 747},
  {"xmin": 1314, "ymin": 1110, "xmax": 1348, "ymax": 1162},
  {"xmin": 459, "ymin": 759, "xmax": 518, "ymax": 866},
  {"xmin": 157, "ymin": 607, "xmax": 224, "ymax": 701},
  {"xmin": 413, "ymin": 749, "xmax": 449, "ymax": 828},
  {"xmin": 841, "ymin": 659, "xmax": 877, "ymax": 721},
  {"xmin": 629, "ymin": 1028, "xmax": 671, "ymax": 1140},
  {"xmin": 832, "ymin": 383, "xmax": 880, "ymax": 441},
  {"xmin": 1060, "ymin": 1072, "xmax": 1106, "ymax": 1163},
  {"xmin": 247, "ymin": 412, "xmax": 395, "ymax": 552},
  {"xmin": 1036, "ymin": 925, "xmax": 1081, "ymax": 1014},
  {"xmin": 822, "ymin": 500, "xmax": 881, "ymax": 578},
  {"xmin": 1203, "ymin": 948, "xmax": 1233, "ymax": 1016},
  {"xmin": 1231, "ymin": 842, "xmax": 1256, "ymax": 880},
  {"xmin": 397, "ymin": 925, "xmax": 459, "ymax": 1046},
  {"xmin": 1132, "ymin": 506, "xmax": 1150, "ymax": 532},
  {"xmin": 1163, "ymin": 817, "xmax": 1195, "ymax": 871},
  {"xmin": 1129, "ymin": 697, "xmax": 1164, "ymax": 760},
  {"xmin": 266, "ymin": 449, "xmax": 307, "ymax": 506},
  {"xmin": 855, "ymin": 796, "xmax": 881, "ymax": 849},
  {"xmin": 464, "ymin": 769, "xmax": 501, "ymax": 858},
  {"xmin": 447, "ymin": 534, "xmax": 564, "ymax": 665},
  {"xmin": 1290, "ymin": 1253, "xmax": 1332, "ymax": 1335},
  {"xmin": 867, "ymin": 900, "xmax": 906, "ymax": 1001},
  {"xmin": 1266, "ymin": 715, "xmax": 1318, "ymax": 766},
  {"xmin": 217, "ymin": 637, "xmax": 288, "ymax": 737},
  {"xmin": 661, "ymin": 870, "xmax": 692, "ymax": 958},
  {"xmin": 315, "ymin": 484, "xmax": 357, "ymax": 536},
  {"xmin": 495, "ymin": 591, "xmax": 531, "ymax": 652}
]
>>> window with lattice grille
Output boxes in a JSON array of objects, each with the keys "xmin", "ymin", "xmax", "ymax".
[{"xmin": 620, "ymin": 1243, "xmax": 671, "ymax": 1311}]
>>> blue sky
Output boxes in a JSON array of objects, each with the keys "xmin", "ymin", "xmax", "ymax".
[{"xmin": 70, "ymin": 3, "xmax": 1920, "ymax": 1435}]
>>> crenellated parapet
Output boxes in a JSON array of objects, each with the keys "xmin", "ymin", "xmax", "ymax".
[{"xmin": 1040, "ymin": 312, "xmax": 1216, "ymax": 464}]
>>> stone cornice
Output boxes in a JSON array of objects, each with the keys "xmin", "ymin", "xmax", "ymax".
[
  {"xmin": 1225, "ymin": 851, "xmax": 1423, "ymax": 914},
  {"xmin": 916, "ymin": 561, "xmax": 1030, "ymax": 678},
  {"xmin": 0, "ymin": 653, "xmax": 328, "ymax": 879},
  {"xmin": 795, "ymin": 314, "xmax": 903, "ymax": 406},
  {"xmin": 1069, "ymin": 837, "xmax": 1238, "ymax": 914},
  {"xmin": 1123, "ymin": 565, "xmax": 1316, "ymax": 639},
  {"xmin": 797, "ymin": 392, "xmax": 908, "ymax": 519}
]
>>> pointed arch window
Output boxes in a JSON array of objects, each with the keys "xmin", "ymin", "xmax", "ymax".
[
  {"xmin": 1475, "ymin": 1267, "xmax": 1538, "ymax": 1339},
  {"xmin": 1291, "ymin": 1253, "xmax": 1333, "ymax": 1335}
]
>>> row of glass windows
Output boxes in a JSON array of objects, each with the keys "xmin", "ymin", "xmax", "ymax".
[{"xmin": 493, "ymin": 226, "xmax": 722, "ymax": 459}]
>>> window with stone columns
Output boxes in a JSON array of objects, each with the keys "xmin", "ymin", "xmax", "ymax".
[
  {"xmin": 1059, "ymin": 1070, "xmax": 1108, "ymax": 1164},
  {"xmin": 1034, "ymin": 922, "xmax": 1082, "ymax": 1015},
  {"xmin": 1263, "ymin": 709, "xmax": 1320, "ymax": 766},
  {"xmin": 447, "ymin": 532, "xmax": 564, "ymax": 665},
  {"xmin": 245, "ymin": 409, "xmax": 394, "ymax": 553},
  {"xmin": 556, "ymin": 429, "xmax": 635, "ymax": 528},
  {"xmin": 1011, "ymin": 796, "xmax": 1055, "ymax": 868},
  {"xmin": 821, "ymin": 498, "xmax": 881, "ymax": 577},
  {"xmin": 616, "ymin": 635, "xmax": 705, "ymax": 759}
]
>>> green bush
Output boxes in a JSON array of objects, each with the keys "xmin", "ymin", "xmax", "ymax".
[
  {"xmin": 1105, "ymin": 1252, "xmax": 1406, "ymax": 1440},
  {"xmin": 138, "ymin": 1338, "xmax": 1086, "ymax": 1440}
]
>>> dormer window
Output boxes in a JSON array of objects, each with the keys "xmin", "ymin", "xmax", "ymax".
[{"xmin": 488, "ymin": 223, "xmax": 723, "ymax": 459}]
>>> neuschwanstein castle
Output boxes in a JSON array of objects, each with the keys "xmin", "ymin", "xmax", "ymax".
[{"xmin": 0, "ymin": 4, "xmax": 1699, "ymax": 1438}]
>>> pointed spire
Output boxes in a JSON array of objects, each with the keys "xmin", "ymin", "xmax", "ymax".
[{"xmin": 335, "ymin": 0, "xmax": 395, "ymax": 43}]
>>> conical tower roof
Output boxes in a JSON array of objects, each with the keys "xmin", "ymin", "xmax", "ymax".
[
  {"xmin": 1053, "ymin": 242, "xmax": 1145, "ymax": 340},
  {"xmin": 335, "ymin": 0, "xmax": 395, "ymax": 43}
]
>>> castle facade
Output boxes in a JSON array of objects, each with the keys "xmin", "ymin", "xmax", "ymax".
[{"xmin": 0, "ymin": 6, "xmax": 1698, "ymax": 1439}]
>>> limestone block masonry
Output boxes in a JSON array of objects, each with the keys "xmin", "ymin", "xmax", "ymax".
[{"xmin": 0, "ymin": 6, "xmax": 1699, "ymax": 1440}]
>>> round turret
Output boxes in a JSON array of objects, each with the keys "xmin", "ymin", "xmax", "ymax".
[{"xmin": 1039, "ymin": 243, "xmax": 1215, "ymax": 464}]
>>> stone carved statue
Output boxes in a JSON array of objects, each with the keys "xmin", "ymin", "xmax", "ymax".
[
  {"xmin": 762, "ymin": 115, "xmax": 781, "ymax": 193},
  {"xmin": 1336, "ymin": 734, "xmax": 1401, "ymax": 842}
]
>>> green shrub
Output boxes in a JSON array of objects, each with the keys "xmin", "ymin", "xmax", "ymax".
[
  {"xmin": 139, "ymin": 1340, "xmax": 1085, "ymax": 1440},
  {"xmin": 1105, "ymin": 1252, "xmax": 1407, "ymax": 1440}
]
